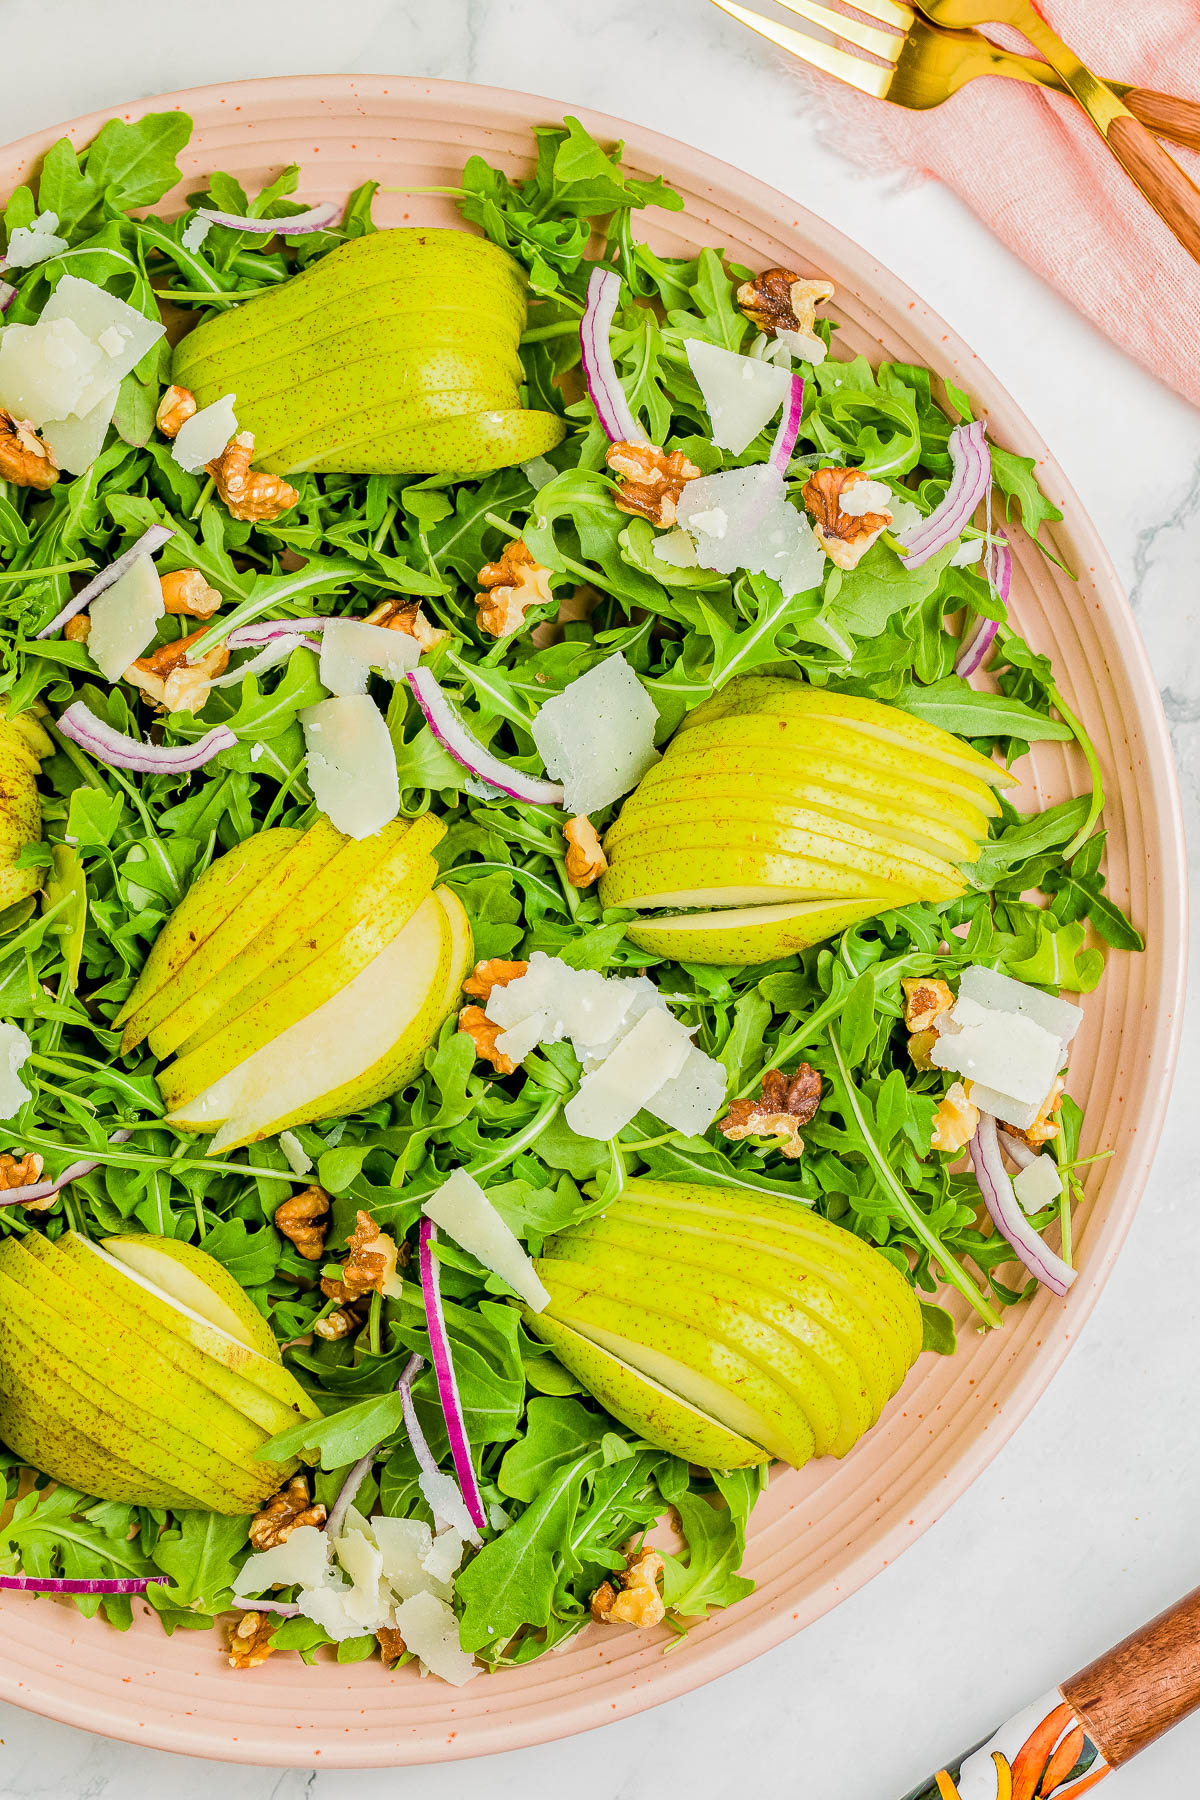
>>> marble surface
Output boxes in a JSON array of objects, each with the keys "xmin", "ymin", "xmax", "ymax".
[{"xmin": 1, "ymin": 2, "xmax": 1198, "ymax": 1795}]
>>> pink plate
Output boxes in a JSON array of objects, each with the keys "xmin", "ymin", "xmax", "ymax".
[{"xmin": 0, "ymin": 73, "xmax": 1185, "ymax": 1767}]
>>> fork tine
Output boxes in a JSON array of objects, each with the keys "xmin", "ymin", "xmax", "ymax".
[
  {"xmin": 708, "ymin": 0, "xmax": 893, "ymax": 97},
  {"xmin": 770, "ymin": 0, "xmax": 904, "ymax": 60},
  {"xmin": 814, "ymin": 0, "xmax": 914, "ymax": 29}
]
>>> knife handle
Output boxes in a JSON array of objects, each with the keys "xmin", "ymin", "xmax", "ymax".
[
  {"xmin": 901, "ymin": 1585, "xmax": 1200, "ymax": 1798},
  {"xmin": 1105, "ymin": 112, "xmax": 1200, "ymax": 264},
  {"xmin": 1123, "ymin": 88, "xmax": 1200, "ymax": 156}
]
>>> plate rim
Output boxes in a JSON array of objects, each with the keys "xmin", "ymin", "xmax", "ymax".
[{"xmin": 0, "ymin": 69, "xmax": 1187, "ymax": 1767}]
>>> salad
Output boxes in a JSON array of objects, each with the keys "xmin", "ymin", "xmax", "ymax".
[{"xmin": 0, "ymin": 110, "xmax": 1141, "ymax": 1683}]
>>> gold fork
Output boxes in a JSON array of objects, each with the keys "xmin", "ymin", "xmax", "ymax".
[{"xmin": 712, "ymin": 0, "xmax": 1200, "ymax": 208}]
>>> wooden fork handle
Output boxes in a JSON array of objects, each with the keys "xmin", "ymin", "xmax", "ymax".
[
  {"xmin": 1105, "ymin": 112, "xmax": 1200, "ymax": 263},
  {"xmin": 1122, "ymin": 88, "xmax": 1200, "ymax": 157}
]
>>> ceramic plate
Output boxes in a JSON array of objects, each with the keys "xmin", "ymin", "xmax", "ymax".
[{"xmin": 0, "ymin": 73, "xmax": 1185, "ymax": 1768}]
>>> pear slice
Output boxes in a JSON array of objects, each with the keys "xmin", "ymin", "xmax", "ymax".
[
  {"xmin": 625, "ymin": 899, "xmax": 888, "ymax": 965},
  {"xmin": 54, "ymin": 1232, "xmax": 319, "ymax": 1418},
  {"xmin": 540, "ymin": 1241, "xmax": 852, "ymax": 1457},
  {"xmin": 282, "ymin": 408, "xmax": 568, "ymax": 479},
  {"xmin": 116, "ymin": 828, "xmax": 301, "ymax": 1033},
  {"xmin": 531, "ymin": 1260, "xmax": 817, "ymax": 1467},
  {"xmin": 607, "ymin": 815, "xmax": 965, "ymax": 898},
  {"xmin": 601, "ymin": 848, "xmax": 936, "ymax": 913},
  {"xmin": 0, "ymin": 1378, "xmax": 206, "ymax": 1511},
  {"xmin": 525, "ymin": 1312, "xmax": 768, "ymax": 1469},
  {"xmin": 680, "ymin": 675, "xmax": 1016, "ymax": 790},
  {"xmin": 121, "ymin": 818, "xmax": 347, "ymax": 1052},
  {"xmin": 99, "ymin": 1233, "xmax": 279, "ymax": 1360},
  {"xmin": 148, "ymin": 815, "xmax": 442, "ymax": 1062},
  {"xmin": 167, "ymin": 890, "xmax": 455, "ymax": 1151}
]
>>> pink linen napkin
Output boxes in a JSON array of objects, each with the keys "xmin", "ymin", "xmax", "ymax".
[{"xmin": 797, "ymin": 0, "xmax": 1200, "ymax": 407}]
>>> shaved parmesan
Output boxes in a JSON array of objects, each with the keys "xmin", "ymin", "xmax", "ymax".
[
  {"xmin": 684, "ymin": 338, "xmax": 791, "ymax": 455},
  {"xmin": 40, "ymin": 388, "xmax": 119, "ymax": 476},
  {"xmin": 676, "ymin": 467, "xmax": 824, "ymax": 596},
  {"xmin": 421, "ymin": 1528, "xmax": 465, "ymax": 1586},
  {"xmin": 1013, "ymin": 1155, "xmax": 1063, "ymax": 1213},
  {"xmin": 300, "ymin": 695, "xmax": 400, "ymax": 840},
  {"xmin": 840, "ymin": 479, "xmax": 892, "ymax": 518},
  {"xmin": 373, "ymin": 1515, "xmax": 455, "ymax": 1602},
  {"xmin": 296, "ymin": 1579, "xmax": 372, "ymax": 1641},
  {"xmin": 41, "ymin": 276, "xmax": 164, "ymax": 414},
  {"xmin": 652, "ymin": 528, "xmax": 701, "ymax": 569},
  {"xmin": 332, "ymin": 1528, "xmax": 389, "ymax": 1628},
  {"xmin": 0, "ymin": 317, "xmax": 103, "ymax": 425},
  {"xmin": 423, "ymin": 1168, "xmax": 550, "ymax": 1312},
  {"xmin": 963, "ymin": 1081, "xmax": 1045, "ymax": 1133},
  {"xmin": 931, "ymin": 996, "xmax": 1061, "ymax": 1108},
  {"xmin": 172, "ymin": 392, "xmax": 237, "ymax": 472},
  {"xmin": 87, "ymin": 554, "xmax": 164, "ymax": 682},
  {"xmin": 0, "ymin": 1023, "xmax": 32, "ymax": 1118},
  {"xmin": 958, "ymin": 964, "xmax": 1082, "ymax": 1048},
  {"xmin": 419, "ymin": 1468, "xmax": 482, "ymax": 1548},
  {"xmin": 486, "ymin": 952, "xmax": 637, "ymax": 1059},
  {"xmin": 531, "ymin": 652, "xmax": 659, "ymax": 815},
  {"xmin": 232, "ymin": 1524, "xmax": 330, "ymax": 1595},
  {"xmin": 3, "ymin": 211, "xmax": 68, "ymax": 269},
  {"xmin": 319, "ymin": 617, "xmax": 419, "ymax": 697},
  {"xmin": 647, "ymin": 1044, "xmax": 727, "ymax": 1135},
  {"xmin": 278, "ymin": 1130, "xmax": 313, "ymax": 1176},
  {"xmin": 181, "ymin": 215, "xmax": 213, "ymax": 253},
  {"xmin": 776, "ymin": 325, "xmax": 826, "ymax": 365},
  {"xmin": 392, "ymin": 1590, "xmax": 478, "ymax": 1686},
  {"xmin": 565, "ymin": 1007, "xmax": 693, "ymax": 1141}
]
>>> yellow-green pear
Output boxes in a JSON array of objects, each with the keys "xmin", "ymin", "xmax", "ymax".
[
  {"xmin": 600, "ymin": 846, "xmax": 929, "ymax": 912},
  {"xmin": 624, "ymin": 898, "xmax": 887, "ymax": 965},
  {"xmin": 608, "ymin": 816, "xmax": 964, "ymax": 899},
  {"xmin": 0, "ymin": 709, "xmax": 46, "ymax": 912},
  {"xmin": 0, "ymin": 1381, "xmax": 204, "ymax": 1511},
  {"xmin": 99, "ymin": 1232, "xmax": 279, "ymax": 1360}
]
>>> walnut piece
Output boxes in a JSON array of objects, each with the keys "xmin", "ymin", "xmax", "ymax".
[
  {"xmin": 605, "ymin": 440, "xmax": 701, "ymax": 528},
  {"xmin": 736, "ymin": 269, "xmax": 834, "ymax": 362},
  {"xmin": 802, "ymin": 466, "xmax": 893, "ymax": 570},
  {"xmin": 590, "ymin": 1548, "xmax": 666, "ymax": 1628},
  {"xmin": 476, "ymin": 540, "xmax": 553, "ymax": 638},
  {"xmin": 1002, "ymin": 1075, "xmax": 1066, "ymax": 1149},
  {"xmin": 0, "ymin": 1153, "xmax": 45, "ymax": 1208},
  {"xmin": 564, "ymin": 816, "xmax": 608, "ymax": 888},
  {"xmin": 320, "ymin": 1208, "xmax": 403, "ymax": 1303},
  {"xmin": 902, "ymin": 977, "xmax": 954, "ymax": 1034},
  {"xmin": 125, "ymin": 626, "xmax": 229, "ymax": 715},
  {"xmin": 931, "ymin": 1081, "xmax": 979, "ymax": 1154},
  {"xmin": 363, "ymin": 598, "xmax": 449, "ymax": 653},
  {"xmin": 313, "ymin": 1304, "xmax": 364, "ymax": 1342},
  {"xmin": 717, "ymin": 1064, "xmax": 822, "ymax": 1160},
  {"xmin": 227, "ymin": 1611, "xmax": 277, "ymax": 1669},
  {"xmin": 156, "ymin": 385, "xmax": 197, "ymax": 439},
  {"xmin": 274, "ymin": 1184, "xmax": 330, "ymax": 1260},
  {"xmin": 249, "ymin": 1475, "xmax": 327, "ymax": 1551},
  {"xmin": 208, "ymin": 430, "xmax": 298, "ymax": 523},
  {"xmin": 461, "ymin": 958, "xmax": 529, "ymax": 1004},
  {"xmin": 64, "ymin": 615, "xmax": 91, "ymax": 643},
  {"xmin": 376, "ymin": 1625, "xmax": 406, "ymax": 1666},
  {"xmin": 458, "ymin": 1004, "xmax": 517, "ymax": 1076},
  {"xmin": 0, "ymin": 411, "xmax": 59, "ymax": 490},
  {"xmin": 160, "ymin": 568, "xmax": 222, "ymax": 618}
]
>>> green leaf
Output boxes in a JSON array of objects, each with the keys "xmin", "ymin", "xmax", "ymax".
[
  {"xmin": 152, "ymin": 1509, "xmax": 251, "ymax": 1612},
  {"xmin": 920, "ymin": 1302, "xmax": 957, "ymax": 1355},
  {"xmin": 894, "ymin": 677, "xmax": 1073, "ymax": 743}
]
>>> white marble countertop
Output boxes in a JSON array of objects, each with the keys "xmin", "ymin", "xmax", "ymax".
[{"xmin": 1, "ymin": 2, "xmax": 1198, "ymax": 1795}]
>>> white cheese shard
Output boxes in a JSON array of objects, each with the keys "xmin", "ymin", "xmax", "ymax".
[
  {"xmin": 373, "ymin": 1514, "xmax": 458, "ymax": 1602},
  {"xmin": 0, "ymin": 317, "xmax": 103, "ymax": 425},
  {"xmin": 172, "ymin": 392, "xmax": 237, "ymax": 472},
  {"xmin": 181, "ymin": 215, "xmax": 213, "ymax": 253},
  {"xmin": 676, "ymin": 467, "xmax": 825, "ymax": 596},
  {"xmin": 86, "ymin": 554, "xmax": 164, "ymax": 682},
  {"xmin": 839, "ymin": 479, "xmax": 892, "ymax": 518},
  {"xmin": 957, "ymin": 964, "xmax": 1082, "ymax": 1049},
  {"xmin": 684, "ymin": 338, "xmax": 792, "ymax": 455},
  {"xmin": 647, "ymin": 1044, "xmax": 727, "ymax": 1135},
  {"xmin": 332, "ymin": 1526, "xmax": 389, "ymax": 1628},
  {"xmin": 1013, "ymin": 1155, "xmax": 1063, "ymax": 1213},
  {"xmin": 278, "ymin": 1129, "xmax": 313, "ymax": 1176},
  {"xmin": 950, "ymin": 538, "xmax": 983, "ymax": 568},
  {"xmin": 3, "ymin": 211, "xmax": 68, "ymax": 269},
  {"xmin": 40, "ymin": 389, "xmax": 119, "ymax": 476},
  {"xmin": 776, "ymin": 324, "xmax": 826, "ymax": 365},
  {"xmin": 421, "ymin": 1528, "xmax": 465, "ymax": 1586},
  {"xmin": 392, "ymin": 1590, "xmax": 479, "ymax": 1686},
  {"xmin": 887, "ymin": 497, "xmax": 923, "ymax": 537},
  {"xmin": 531, "ymin": 653, "xmax": 659, "ymax": 816},
  {"xmin": 423, "ymin": 1168, "xmax": 550, "ymax": 1312},
  {"xmin": 232, "ymin": 1523, "xmax": 330, "ymax": 1595},
  {"xmin": 652, "ymin": 528, "xmax": 701, "ymax": 569},
  {"xmin": 485, "ymin": 952, "xmax": 637, "ymax": 1060},
  {"xmin": 41, "ymin": 275, "xmax": 164, "ymax": 414},
  {"xmin": 418, "ymin": 1468, "xmax": 482, "ymax": 1549},
  {"xmin": 296, "ymin": 1578, "xmax": 375, "ymax": 1641},
  {"xmin": 565, "ymin": 1007, "xmax": 693, "ymax": 1141},
  {"xmin": 0, "ymin": 1023, "xmax": 32, "ymax": 1118},
  {"xmin": 300, "ymin": 695, "xmax": 400, "ymax": 840},
  {"xmin": 319, "ymin": 617, "xmax": 419, "ymax": 697},
  {"xmin": 931, "ymin": 995, "xmax": 1062, "ymax": 1108},
  {"xmin": 573, "ymin": 974, "xmax": 664, "ymax": 1071}
]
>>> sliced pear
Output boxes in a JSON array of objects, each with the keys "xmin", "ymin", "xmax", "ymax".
[
  {"xmin": 148, "ymin": 815, "xmax": 441, "ymax": 1061},
  {"xmin": 680, "ymin": 675, "xmax": 1016, "ymax": 789},
  {"xmin": 54, "ymin": 1232, "xmax": 320, "ymax": 1417},
  {"xmin": 432, "ymin": 885, "xmax": 474, "ymax": 1006},
  {"xmin": 601, "ymin": 848, "xmax": 933, "ymax": 913},
  {"xmin": 121, "ymin": 818, "xmax": 347, "ymax": 1052},
  {"xmin": 100, "ymin": 1232, "xmax": 279, "ymax": 1360},
  {"xmin": 166, "ymin": 890, "xmax": 454, "ymax": 1152},
  {"xmin": 0, "ymin": 1379, "xmax": 206, "ymax": 1511},
  {"xmin": 532, "ymin": 1260, "xmax": 818, "ymax": 1467},
  {"xmin": 282, "ymin": 407, "xmax": 568, "ymax": 479},
  {"xmin": 525, "ymin": 1312, "xmax": 768, "ymax": 1469},
  {"xmin": 625, "ymin": 898, "xmax": 888, "ymax": 965},
  {"xmin": 607, "ymin": 816, "xmax": 965, "ymax": 897},
  {"xmin": 116, "ymin": 828, "xmax": 301, "ymax": 1036}
]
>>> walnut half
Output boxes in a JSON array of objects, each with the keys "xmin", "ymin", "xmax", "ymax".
[
  {"xmin": 563, "ymin": 816, "xmax": 608, "ymax": 888},
  {"xmin": 227, "ymin": 1610, "xmax": 276, "ymax": 1669},
  {"xmin": 208, "ymin": 431, "xmax": 298, "ymax": 523},
  {"xmin": 249, "ymin": 1476, "xmax": 327, "ymax": 1551},
  {"xmin": 0, "ymin": 411, "xmax": 59, "ymax": 489},
  {"xmin": 736, "ymin": 269, "xmax": 834, "ymax": 362},
  {"xmin": 717, "ymin": 1064, "xmax": 822, "ymax": 1160},
  {"xmin": 320, "ymin": 1208, "xmax": 403, "ymax": 1303},
  {"xmin": 802, "ymin": 466, "xmax": 893, "ymax": 571},
  {"xmin": 476, "ymin": 540, "xmax": 552, "ymax": 639},
  {"xmin": 605, "ymin": 440, "xmax": 701, "ymax": 528},
  {"xmin": 125, "ymin": 626, "xmax": 229, "ymax": 715},
  {"xmin": 274, "ymin": 1184, "xmax": 330, "ymax": 1260},
  {"xmin": 591, "ymin": 1548, "xmax": 666, "ymax": 1628}
]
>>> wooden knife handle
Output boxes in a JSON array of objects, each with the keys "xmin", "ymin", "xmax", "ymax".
[
  {"xmin": 1106, "ymin": 112, "xmax": 1200, "ymax": 264},
  {"xmin": 1061, "ymin": 1585, "xmax": 1200, "ymax": 1766},
  {"xmin": 1123, "ymin": 87, "xmax": 1200, "ymax": 156}
]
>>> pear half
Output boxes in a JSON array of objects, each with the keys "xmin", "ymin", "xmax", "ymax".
[
  {"xmin": 625, "ymin": 898, "xmax": 887, "ymax": 965},
  {"xmin": 101, "ymin": 1233, "xmax": 279, "ymax": 1360}
]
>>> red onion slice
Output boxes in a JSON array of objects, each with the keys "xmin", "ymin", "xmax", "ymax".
[
  {"xmin": 954, "ymin": 616, "xmax": 998, "ymax": 680},
  {"xmin": 900, "ymin": 421, "xmax": 990, "ymax": 569},
  {"xmin": 36, "ymin": 524, "xmax": 173, "ymax": 640},
  {"xmin": 986, "ymin": 525, "xmax": 1012, "ymax": 605},
  {"xmin": 769, "ymin": 374, "xmax": 805, "ymax": 474},
  {"xmin": 404, "ymin": 668, "xmax": 564, "ymax": 806},
  {"xmin": 224, "ymin": 620, "xmax": 328, "ymax": 650},
  {"xmin": 0, "ymin": 1573, "xmax": 173, "ymax": 1594},
  {"xmin": 419, "ymin": 1220, "xmax": 487, "ymax": 1532},
  {"xmin": 0, "ymin": 1127, "xmax": 133, "ymax": 1208},
  {"xmin": 969, "ymin": 1111, "xmax": 1075, "ymax": 1297},
  {"xmin": 0, "ymin": 280, "xmax": 15, "ymax": 314},
  {"xmin": 58, "ymin": 702, "xmax": 235, "ymax": 774},
  {"xmin": 580, "ymin": 267, "xmax": 643, "ymax": 445},
  {"xmin": 195, "ymin": 203, "xmax": 340, "ymax": 236},
  {"xmin": 326, "ymin": 1446, "xmax": 376, "ymax": 1542},
  {"xmin": 998, "ymin": 1128, "xmax": 1038, "ymax": 1172}
]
